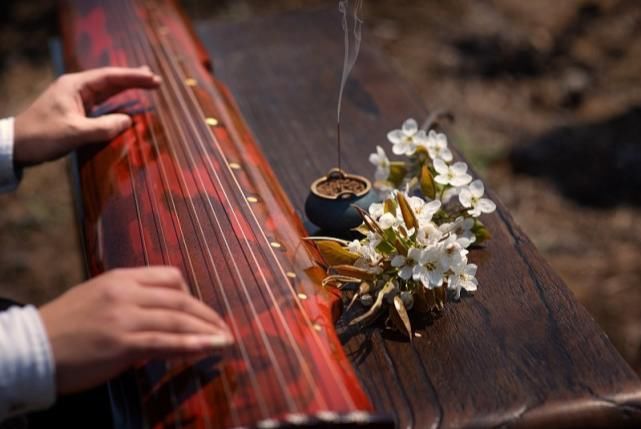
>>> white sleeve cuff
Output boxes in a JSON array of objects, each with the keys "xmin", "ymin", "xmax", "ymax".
[
  {"xmin": 0, "ymin": 117, "xmax": 22, "ymax": 193},
  {"xmin": 0, "ymin": 305, "xmax": 56, "ymax": 420}
]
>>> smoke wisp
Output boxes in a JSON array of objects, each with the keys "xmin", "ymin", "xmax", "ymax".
[{"xmin": 337, "ymin": 0, "xmax": 364, "ymax": 123}]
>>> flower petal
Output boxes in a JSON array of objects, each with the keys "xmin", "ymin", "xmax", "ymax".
[
  {"xmin": 414, "ymin": 129, "xmax": 428, "ymax": 145},
  {"xmin": 450, "ymin": 173, "xmax": 473, "ymax": 187},
  {"xmin": 441, "ymin": 148, "xmax": 453, "ymax": 162},
  {"xmin": 368, "ymin": 152, "xmax": 379, "ymax": 165},
  {"xmin": 392, "ymin": 142, "xmax": 407, "ymax": 155},
  {"xmin": 463, "ymin": 277, "xmax": 478, "ymax": 292},
  {"xmin": 387, "ymin": 129, "xmax": 403, "ymax": 144},
  {"xmin": 408, "ymin": 247, "xmax": 423, "ymax": 261},
  {"xmin": 424, "ymin": 200, "xmax": 442, "ymax": 214},
  {"xmin": 434, "ymin": 174, "xmax": 449, "ymax": 185},
  {"xmin": 459, "ymin": 189, "xmax": 472, "ymax": 207},
  {"xmin": 433, "ymin": 158, "xmax": 448, "ymax": 174},
  {"xmin": 468, "ymin": 206, "xmax": 482, "ymax": 217},
  {"xmin": 379, "ymin": 212, "xmax": 396, "ymax": 229},
  {"xmin": 412, "ymin": 264, "xmax": 427, "ymax": 281},
  {"xmin": 399, "ymin": 266, "xmax": 413, "ymax": 280},
  {"xmin": 428, "ymin": 270, "xmax": 444, "ymax": 287},
  {"xmin": 465, "ymin": 263, "xmax": 478, "ymax": 276},
  {"xmin": 391, "ymin": 254, "xmax": 406, "ymax": 268},
  {"xmin": 408, "ymin": 196, "xmax": 425, "ymax": 211},
  {"xmin": 375, "ymin": 167, "xmax": 390, "ymax": 181},
  {"xmin": 451, "ymin": 162, "xmax": 468, "ymax": 174},
  {"xmin": 470, "ymin": 179, "xmax": 485, "ymax": 197},
  {"xmin": 404, "ymin": 143, "xmax": 417, "ymax": 156},
  {"xmin": 441, "ymin": 186, "xmax": 460, "ymax": 203},
  {"xmin": 402, "ymin": 118, "xmax": 418, "ymax": 136},
  {"xmin": 368, "ymin": 202, "xmax": 384, "ymax": 219},
  {"xmin": 478, "ymin": 198, "xmax": 496, "ymax": 213}
]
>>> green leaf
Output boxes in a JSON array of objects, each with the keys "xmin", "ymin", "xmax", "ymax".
[
  {"xmin": 393, "ymin": 239, "xmax": 408, "ymax": 256},
  {"xmin": 420, "ymin": 164, "xmax": 436, "ymax": 199},
  {"xmin": 315, "ymin": 241, "xmax": 360, "ymax": 266},
  {"xmin": 388, "ymin": 162, "xmax": 407, "ymax": 188},
  {"xmin": 375, "ymin": 239, "xmax": 396, "ymax": 255},
  {"xmin": 472, "ymin": 221, "xmax": 492, "ymax": 244}
]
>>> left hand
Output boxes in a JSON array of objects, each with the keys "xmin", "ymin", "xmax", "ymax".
[{"xmin": 13, "ymin": 66, "xmax": 161, "ymax": 167}]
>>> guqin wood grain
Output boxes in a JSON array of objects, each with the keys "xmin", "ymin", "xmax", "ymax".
[{"xmin": 60, "ymin": 1, "xmax": 391, "ymax": 428}]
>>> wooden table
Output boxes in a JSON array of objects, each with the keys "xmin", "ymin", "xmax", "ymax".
[{"xmin": 196, "ymin": 9, "xmax": 641, "ymax": 429}]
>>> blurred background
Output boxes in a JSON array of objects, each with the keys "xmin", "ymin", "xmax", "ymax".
[{"xmin": 0, "ymin": 0, "xmax": 639, "ymax": 374}]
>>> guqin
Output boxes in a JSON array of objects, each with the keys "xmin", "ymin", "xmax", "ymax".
[{"xmin": 60, "ymin": 0, "xmax": 391, "ymax": 428}]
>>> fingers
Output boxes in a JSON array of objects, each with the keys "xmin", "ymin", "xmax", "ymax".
[
  {"xmin": 128, "ymin": 332, "xmax": 233, "ymax": 360},
  {"xmin": 131, "ymin": 308, "xmax": 229, "ymax": 338},
  {"xmin": 133, "ymin": 286, "xmax": 230, "ymax": 331},
  {"xmin": 72, "ymin": 66, "xmax": 162, "ymax": 107},
  {"xmin": 74, "ymin": 113, "xmax": 132, "ymax": 144},
  {"xmin": 104, "ymin": 266, "xmax": 234, "ymax": 353},
  {"xmin": 121, "ymin": 266, "xmax": 188, "ymax": 291}
]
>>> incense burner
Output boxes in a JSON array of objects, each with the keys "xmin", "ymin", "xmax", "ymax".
[{"xmin": 305, "ymin": 168, "xmax": 378, "ymax": 234}]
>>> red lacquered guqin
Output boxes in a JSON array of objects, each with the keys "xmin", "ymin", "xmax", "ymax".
[{"xmin": 60, "ymin": 1, "xmax": 390, "ymax": 428}]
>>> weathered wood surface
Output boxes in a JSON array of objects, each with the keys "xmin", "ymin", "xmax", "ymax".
[{"xmin": 196, "ymin": 9, "xmax": 641, "ymax": 429}]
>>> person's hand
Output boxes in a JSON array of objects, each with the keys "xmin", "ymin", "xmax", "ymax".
[
  {"xmin": 38, "ymin": 266, "xmax": 232, "ymax": 394},
  {"xmin": 13, "ymin": 66, "xmax": 161, "ymax": 167}
]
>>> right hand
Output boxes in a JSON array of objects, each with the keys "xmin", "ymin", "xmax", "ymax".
[{"xmin": 39, "ymin": 266, "xmax": 233, "ymax": 394}]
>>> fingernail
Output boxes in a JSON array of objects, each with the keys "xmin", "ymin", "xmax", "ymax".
[
  {"xmin": 152, "ymin": 75, "xmax": 162, "ymax": 85},
  {"xmin": 121, "ymin": 116, "xmax": 133, "ymax": 129},
  {"xmin": 210, "ymin": 334, "xmax": 234, "ymax": 348}
]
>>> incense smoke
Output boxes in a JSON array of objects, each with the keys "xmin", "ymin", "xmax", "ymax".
[{"xmin": 337, "ymin": 0, "xmax": 364, "ymax": 123}]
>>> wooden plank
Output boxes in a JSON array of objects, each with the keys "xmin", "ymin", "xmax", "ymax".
[{"xmin": 195, "ymin": 9, "xmax": 641, "ymax": 428}]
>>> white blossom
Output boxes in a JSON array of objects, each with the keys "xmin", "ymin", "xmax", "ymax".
[
  {"xmin": 441, "ymin": 235, "xmax": 468, "ymax": 269},
  {"xmin": 417, "ymin": 200, "xmax": 441, "ymax": 225},
  {"xmin": 365, "ymin": 231, "xmax": 382, "ymax": 249},
  {"xmin": 439, "ymin": 217, "xmax": 476, "ymax": 248},
  {"xmin": 407, "ymin": 196, "xmax": 441, "ymax": 225},
  {"xmin": 387, "ymin": 118, "xmax": 421, "ymax": 156},
  {"xmin": 348, "ymin": 238, "xmax": 382, "ymax": 267},
  {"xmin": 451, "ymin": 217, "xmax": 476, "ymax": 248},
  {"xmin": 413, "ymin": 246, "xmax": 446, "ymax": 288},
  {"xmin": 459, "ymin": 180, "xmax": 496, "ymax": 217},
  {"xmin": 448, "ymin": 263, "xmax": 478, "ymax": 300},
  {"xmin": 391, "ymin": 247, "xmax": 422, "ymax": 281},
  {"xmin": 424, "ymin": 130, "xmax": 453, "ymax": 162},
  {"xmin": 416, "ymin": 221, "xmax": 443, "ymax": 247},
  {"xmin": 368, "ymin": 202, "xmax": 384, "ymax": 220},
  {"xmin": 378, "ymin": 212, "xmax": 397, "ymax": 229},
  {"xmin": 433, "ymin": 159, "xmax": 472, "ymax": 187},
  {"xmin": 347, "ymin": 239, "xmax": 362, "ymax": 254},
  {"xmin": 369, "ymin": 145, "xmax": 390, "ymax": 182}
]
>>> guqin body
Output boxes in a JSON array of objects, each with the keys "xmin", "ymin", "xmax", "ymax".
[{"xmin": 60, "ymin": 1, "xmax": 390, "ymax": 428}]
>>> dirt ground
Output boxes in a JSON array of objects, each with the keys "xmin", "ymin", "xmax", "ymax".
[{"xmin": 1, "ymin": 0, "xmax": 639, "ymax": 374}]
